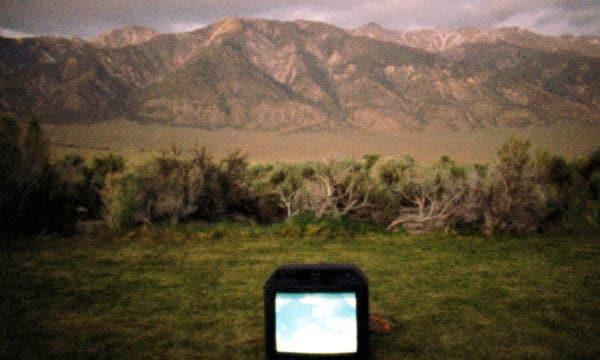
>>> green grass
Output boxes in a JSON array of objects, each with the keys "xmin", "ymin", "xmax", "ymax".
[{"xmin": 1, "ymin": 223, "xmax": 599, "ymax": 359}]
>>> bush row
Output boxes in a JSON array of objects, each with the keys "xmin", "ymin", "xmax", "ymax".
[
  {"xmin": 103, "ymin": 140, "xmax": 600, "ymax": 235},
  {"xmin": 2, "ymin": 114, "xmax": 599, "ymax": 236}
]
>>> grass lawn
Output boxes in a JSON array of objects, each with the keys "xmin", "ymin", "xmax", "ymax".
[{"xmin": 1, "ymin": 222, "xmax": 599, "ymax": 359}]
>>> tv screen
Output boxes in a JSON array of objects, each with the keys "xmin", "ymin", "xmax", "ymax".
[
  {"xmin": 264, "ymin": 264, "xmax": 368, "ymax": 359},
  {"xmin": 275, "ymin": 292, "xmax": 357, "ymax": 354}
]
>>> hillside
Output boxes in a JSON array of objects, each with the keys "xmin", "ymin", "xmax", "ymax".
[
  {"xmin": 90, "ymin": 25, "xmax": 161, "ymax": 48},
  {"xmin": 351, "ymin": 23, "xmax": 600, "ymax": 57},
  {"xmin": 1, "ymin": 18, "xmax": 599, "ymax": 131}
]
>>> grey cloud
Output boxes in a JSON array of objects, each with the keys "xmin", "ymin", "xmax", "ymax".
[{"xmin": 0, "ymin": 0, "xmax": 598, "ymax": 38}]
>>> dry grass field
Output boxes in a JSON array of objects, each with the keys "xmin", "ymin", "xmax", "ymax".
[{"xmin": 44, "ymin": 120, "xmax": 600, "ymax": 164}]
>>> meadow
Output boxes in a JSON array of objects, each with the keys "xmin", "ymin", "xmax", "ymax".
[
  {"xmin": 2, "ymin": 221, "xmax": 598, "ymax": 359},
  {"xmin": 44, "ymin": 120, "xmax": 600, "ymax": 164}
]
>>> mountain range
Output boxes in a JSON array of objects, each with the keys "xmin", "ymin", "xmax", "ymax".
[{"xmin": 1, "ymin": 18, "xmax": 598, "ymax": 131}]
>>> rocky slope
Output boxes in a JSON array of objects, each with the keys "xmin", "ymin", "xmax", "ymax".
[
  {"xmin": 90, "ymin": 26, "xmax": 161, "ymax": 48},
  {"xmin": 0, "ymin": 19, "xmax": 598, "ymax": 131},
  {"xmin": 352, "ymin": 23, "xmax": 600, "ymax": 58}
]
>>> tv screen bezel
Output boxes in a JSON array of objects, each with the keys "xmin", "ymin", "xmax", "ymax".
[{"xmin": 264, "ymin": 264, "xmax": 369, "ymax": 360}]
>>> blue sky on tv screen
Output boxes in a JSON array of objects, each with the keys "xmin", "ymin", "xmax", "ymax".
[{"xmin": 275, "ymin": 292, "xmax": 357, "ymax": 354}]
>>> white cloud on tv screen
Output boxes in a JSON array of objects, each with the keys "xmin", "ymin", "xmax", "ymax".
[{"xmin": 275, "ymin": 293, "xmax": 357, "ymax": 354}]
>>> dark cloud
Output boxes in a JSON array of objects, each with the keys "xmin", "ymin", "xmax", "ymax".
[{"xmin": 0, "ymin": 0, "xmax": 598, "ymax": 38}]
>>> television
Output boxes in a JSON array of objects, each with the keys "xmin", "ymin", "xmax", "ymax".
[{"xmin": 264, "ymin": 264, "xmax": 369, "ymax": 359}]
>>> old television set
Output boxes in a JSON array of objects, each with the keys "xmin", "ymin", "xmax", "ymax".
[{"xmin": 264, "ymin": 264, "xmax": 369, "ymax": 359}]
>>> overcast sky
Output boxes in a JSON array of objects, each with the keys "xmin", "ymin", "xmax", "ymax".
[{"xmin": 1, "ymin": 0, "xmax": 598, "ymax": 39}]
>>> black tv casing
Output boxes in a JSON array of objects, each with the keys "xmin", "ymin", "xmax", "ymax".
[{"xmin": 264, "ymin": 264, "xmax": 369, "ymax": 360}]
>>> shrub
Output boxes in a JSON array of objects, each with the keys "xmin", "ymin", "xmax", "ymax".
[
  {"xmin": 54, "ymin": 153, "xmax": 125, "ymax": 220},
  {"xmin": 250, "ymin": 158, "xmax": 377, "ymax": 221},
  {"xmin": 481, "ymin": 139, "xmax": 548, "ymax": 236},
  {"xmin": 517, "ymin": 147, "xmax": 600, "ymax": 233},
  {"xmin": 217, "ymin": 150, "xmax": 256, "ymax": 217},
  {"xmin": 101, "ymin": 148, "xmax": 261, "ymax": 226},
  {"xmin": 303, "ymin": 159, "xmax": 374, "ymax": 219},
  {"xmin": 103, "ymin": 148, "xmax": 204, "ymax": 226},
  {"xmin": 249, "ymin": 162, "xmax": 313, "ymax": 219},
  {"xmin": 570, "ymin": 147, "xmax": 600, "ymax": 229},
  {"xmin": 191, "ymin": 148, "xmax": 257, "ymax": 221},
  {"xmin": 382, "ymin": 156, "xmax": 471, "ymax": 234},
  {"xmin": 137, "ymin": 153, "xmax": 200, "ymax": 224},
  {"xmin": 0, "ymin": 115, "xmax": 77, "ymax": 235},
  {"xmin": 103, "ymin": 174, "xmax": 144, "ymax": 230},
  {"xmin": 254, "ymin": 192, "xmax": 284, "ymax": 224}
]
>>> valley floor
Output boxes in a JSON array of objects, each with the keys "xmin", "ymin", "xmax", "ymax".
[
  {"xmin": 1, "ymin": 223, "xmax": 598, "ymax": 359},
  {"xmin": 44, "ymin": 120, "xmax": 600, "ymax": 164}
]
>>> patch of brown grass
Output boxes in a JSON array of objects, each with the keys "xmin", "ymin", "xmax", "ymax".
[{"xmin": 44, "ymin": 120, "xmax": 600, "ymax": 164}]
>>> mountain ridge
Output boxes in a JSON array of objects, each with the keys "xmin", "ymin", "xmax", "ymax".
[
  {"xmin": 351, "ymin": 23, "xmax": 600, "ymax": 58},
  {"xmin": 90, "ymin": 25, "xmax": 161, "ymax": 48},
  {"xmin": 1, "ymin": 18, "xmax": 598, "ymax": 131}
]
